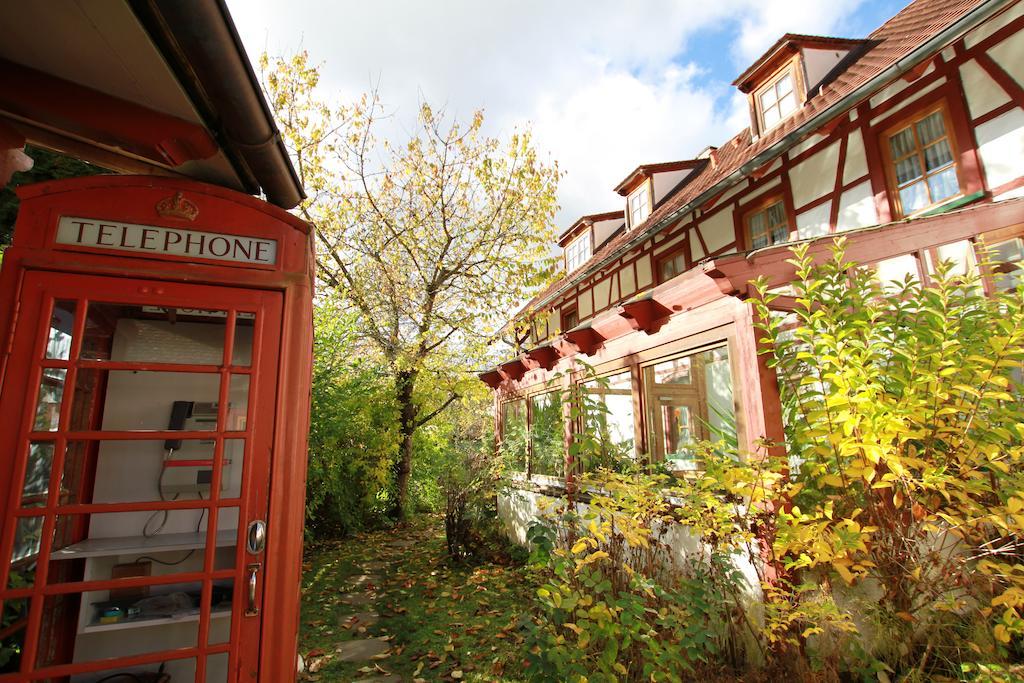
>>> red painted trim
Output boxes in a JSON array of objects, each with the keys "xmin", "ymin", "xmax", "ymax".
[
  {"xmin": 829, "ymin": 133, "xmax": 850, "ymax": 229},
  {"xmin": 860, "ymin": 103, "xmax": 894, "ymax": 224},
  {"xmin": 974, "ymin": 50, "xmax": 1024, "ymax": 107},
  {"xmin": 0, "ymin": 59, "xmax": 218, "ymax": 168},
  {"xmin": 991, "ymin": 175, "xmax": 1024, "ymax": 197},
  {"xmin": 945, "ymin": 61, "xmax": 988, "ymax": 197},
  {"xmin": 973, "ymin": 99, "xmax": 1019, "ymax": 127}
]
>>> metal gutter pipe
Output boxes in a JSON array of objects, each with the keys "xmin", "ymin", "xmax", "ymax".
[
  {"xmin": 531, "ymin": 0, "xmax": 1009, "ymax": 312},
  {"xmin": 131, "ymin": 0, "xmax": 305, "ymax": 209}
]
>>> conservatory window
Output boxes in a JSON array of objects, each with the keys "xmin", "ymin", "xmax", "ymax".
[
  {"xmin": 643, "ymin": 344, "xmax": 736, "ymax": 472},
  {"xmin": 499, "ymin": 399, "xmax": 527, "ymax": 472},
  {"xmin": 529, "ymin": 391, "xmax": 564, "ymax": 478},
  {"xmin": 581, "ymin": 371, "xmax": 635, "ymax": 471}
]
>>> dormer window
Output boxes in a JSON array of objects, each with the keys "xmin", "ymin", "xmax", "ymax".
[
  {"xmin": 565, "ymin": 232, "xmax": 591, "ymax": 272},
  {"xmin": 628, "ymin": 182, "xmax": 651, "ymax": 228},
  {"xmin": 733, "ymin": 34, "xmax": 867, "ymax": 137},
  {"xmin": 757, "ymin": 70, "xmax": 798, "ymax": 130}
]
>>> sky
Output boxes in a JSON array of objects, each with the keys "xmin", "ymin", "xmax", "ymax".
[{"xmin": 228, "ymin": 0, "xmax": 908, "ymax": 229}]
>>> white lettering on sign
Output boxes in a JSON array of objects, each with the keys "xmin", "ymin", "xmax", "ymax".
[{"xmin": 55, "ymin": 216, "xmax": 277, "ymax": 266}]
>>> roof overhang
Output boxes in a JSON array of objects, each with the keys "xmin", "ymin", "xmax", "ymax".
[
  {"xmin": 557, "ymin": 210, "xmax": 623, "ymax": 245},
  {"xmin": 0, "ymin": 0, "xmax": 303, "ymax": 209},
  {"xmin": 613, "ymin": 160, "xmax": 703, "ymax": 195},
  {"xmin": 733, "ymin": 34, "xmax": 869, "ymax": 93}
]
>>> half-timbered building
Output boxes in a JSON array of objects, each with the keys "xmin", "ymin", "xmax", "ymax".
[{"xmin": 481, "ymin": 0, "xmax": 1024, "ymax": 538}]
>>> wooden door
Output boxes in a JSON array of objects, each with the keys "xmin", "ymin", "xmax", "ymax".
[{"xmin": 0, "ymin": 270, "xmax": 281, "ymax": 682}]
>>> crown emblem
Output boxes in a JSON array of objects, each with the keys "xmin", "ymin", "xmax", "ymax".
[{"xmin": 156, "ymin": 192, "xmax": 199, "ymax": 221}]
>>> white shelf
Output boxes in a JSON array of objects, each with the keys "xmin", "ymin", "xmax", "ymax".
[
  {"xmin": 81, "ymin": 606, "xmax": 231, "ymax": 634},
  {"xmin": 53, "ymin": 529, "xmax": 236, "ymax": 559}
]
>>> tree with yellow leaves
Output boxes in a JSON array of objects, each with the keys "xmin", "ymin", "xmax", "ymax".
[{"xmin": 261, "ymin": 52, "xmax": 560, "ymax": 517}]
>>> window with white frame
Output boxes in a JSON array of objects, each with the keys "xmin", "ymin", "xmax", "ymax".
[
  {"xmin": 564, "ymin": 233, "xmax": 591, "ymax": 272},
  {"xmin": 758, "ymin": 70, "xmax": 798, "ymax": 131},
  {"xmin": 628, "ymin": 183, "xmax": 651, "ymax": 228}
]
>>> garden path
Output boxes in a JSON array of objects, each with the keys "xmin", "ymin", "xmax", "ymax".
[{"xmin": 298, "ymin": 516, "xmax": 534, "ymax": 682}]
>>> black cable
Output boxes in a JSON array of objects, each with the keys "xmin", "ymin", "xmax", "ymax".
[
  {"xmin": 132, "ymin": 494, "xmax": 208, "ymax": 566},
  {"xmin": 94, "ymin": 673, "xmax": 144, "ymax": 682}
]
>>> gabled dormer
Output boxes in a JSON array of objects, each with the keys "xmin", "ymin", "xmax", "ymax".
[
  {"xmin": 613, "ymin": 160, "xmax": 705, "ymax": 230},
  {"xmin": 558, "ymin": 211, "xmax": 624, "ymax": 273},
  {"xmin": 733, "ymin": 34, "xmax": 868, "ymax": 137}
]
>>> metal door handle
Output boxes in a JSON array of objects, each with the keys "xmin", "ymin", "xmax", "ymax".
[
  {"xmin": 246, "ymin": 562, "xmax": 261, "ymax": 616},
  {"xmin": 247, "ymin": 520, "xmax": 266, "ymax": 554}
]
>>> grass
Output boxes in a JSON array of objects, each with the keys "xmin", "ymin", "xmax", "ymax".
[{"xmin": 299, "ymin": 515, "xmax": 536, "ymax": 682}]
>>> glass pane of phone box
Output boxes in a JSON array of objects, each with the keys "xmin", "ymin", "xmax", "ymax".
[{"xmin": 36, "ymin": 303, "xmax": 251, "ymax": 673}]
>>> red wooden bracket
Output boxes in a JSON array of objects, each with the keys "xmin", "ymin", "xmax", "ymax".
[
  {"xmin": 527, "ymin": 345, "xmax": 560, "ymax": 370},
  {"xmin": 0, "ymin": 58, "xmax": 218, "ymax": 167},
  {"xmin": 902, "ymin": 59, "xmax": 932, "ymax": 83},
  {"xmin": 616, "ymin": 298, "xmax": 672, "ymax": 334},
  {"xmin": 563, "ymin": 327, "xmax": 605, "ymax": 356},
  {"xmin": 478, "ymin": 369, "xmax": 504, "ymax": 388}
]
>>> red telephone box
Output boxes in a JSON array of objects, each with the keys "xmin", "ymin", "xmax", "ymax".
[{"xmin": 0, "ymin": 175, "xmax": 314, "ymax": 682}]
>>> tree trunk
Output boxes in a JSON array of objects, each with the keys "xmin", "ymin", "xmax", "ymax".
[{"xmin": 393, "ymin": 368, "xmax": 418, "ymax": 519}]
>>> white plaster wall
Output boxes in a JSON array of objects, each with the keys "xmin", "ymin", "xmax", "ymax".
[
  {"xmin": 868, "ymin": 62, "xmax": 938, "ymax": 110},
  {"xmin": 654, "ymin": 233, "xmax": 685, "ymax": 256},
  {"xmin": 740, "ymin": 177, "xmax": 782, "ymax": 206},
  {"xmin": 996, "ymin": 184, "xmax": 1024, "ymax": 201},
  {"xmin": 690, "ymin": 231, "xmax": 705, "ymax": 261},
  {"xmin": 498, "ymin": 487, "xmax": 552, "ymax": 545},
  {"xmin": 959, "ymin": 59, "xmax": 1012, "ymax": 119},
  {"xmin": 789, "ymin": 141, "xmax": 841, "ymax": 209},
  {"xmin": 842, "ymin": 129, "xmax": 869, "ymax": 185},
  {"xmin": 788, "ymin": 135, "xmax": 820, "ymax": 159},
  {"xmin": 796, "ymin": 202, "xmax": 832, "ymax": 240},
  {"xmin": 836, "ymin": 181, "xmax": 879, "ymax": 231},
  {"xmin": 594, "ymin": 277, "xmax": 612, "ymax": 311},
  {"xmin": 869, "ymin": 77, "xmax": 946, "ymax": 126},
  {"xmin": 620, "ymin": 266, "xmax": 637, "ymax": 298},
  {"xmin": 965, "ymin": 1, "xmax": 1024, "ymax": 48},
  {"xmin": 499, "ymin": 486, "xmax": 763, "ymax": 600},
  {"xmin": 636, "ymin": 256, "xmax": 653, "ymax": 289},
  {"xmin": 989, "ymin": 33, "xmax": 1024, "ymax": 94},
  {"xmin": 713, "ymin": 179, "xmax": 750, "ymax": 206},
  {"xmin": 652, "ymin": 169, "xmax": 692, "ymax": 204},
  {"xmin": 593, "ymin": 217, "xmax": 624, "ymax": 247},
  {"xmin": 578, "ymin": 291, "xmax": 593, "ymax": 319},
  {"xmin": 975, "ymin": 107, "xmax": 1024, "ymax": 189},
  {"xmin": 803, "ymin": 48, "xmax": 850, "ymax": 88},
  {"xmin": 697, "ymin": 208, "xmax": 734, "ymax": 254}
]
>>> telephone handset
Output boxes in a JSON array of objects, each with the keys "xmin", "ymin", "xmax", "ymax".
[{"xmin": 161, "ymin": 401, "xmax": 230, "ymax": 494}]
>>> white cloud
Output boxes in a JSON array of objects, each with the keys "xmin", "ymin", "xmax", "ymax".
[{"xmin": 229, "ymin": 0, "xmax": 875, "ymax": 228}]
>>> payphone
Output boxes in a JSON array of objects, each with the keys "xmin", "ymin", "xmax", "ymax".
[{"xmin": 0, "ymin": 176, "xmax": 313, "ymax": 682}]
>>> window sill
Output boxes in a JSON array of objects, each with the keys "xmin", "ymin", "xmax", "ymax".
[{"xmin": 915, "ymin": 190, "xmax": 986, "ymax": 218}]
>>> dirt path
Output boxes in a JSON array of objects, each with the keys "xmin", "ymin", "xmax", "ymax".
[{"xmin": 298, "ymin": 516, "xmax": 534, "ymax": 682}]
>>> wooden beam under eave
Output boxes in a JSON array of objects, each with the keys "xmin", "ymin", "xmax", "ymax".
[
  {"xmin": 527, "ymin": 345, "xmax": 560, "ymax": 370},
  {"xmin": 478, "ymin": 369, "xmax": 504, "ymax": 388},
  {"xmin": 616, "ymin": 298, "xmax": 673, "ymax": 335},
  {"xmin": 563, "ymin": 327, "xmax": 604, "ymax": 356},
  {"xmin": 0, "ymin": 58, "xmax": 218, "ymax": 167},
  {"xmin": 551, "ymin": 335, "xmax": 579, "ymax": 358},
  {"xmin": 499, "ymin": 359, "xmax": 527, "ymax": 382}
]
